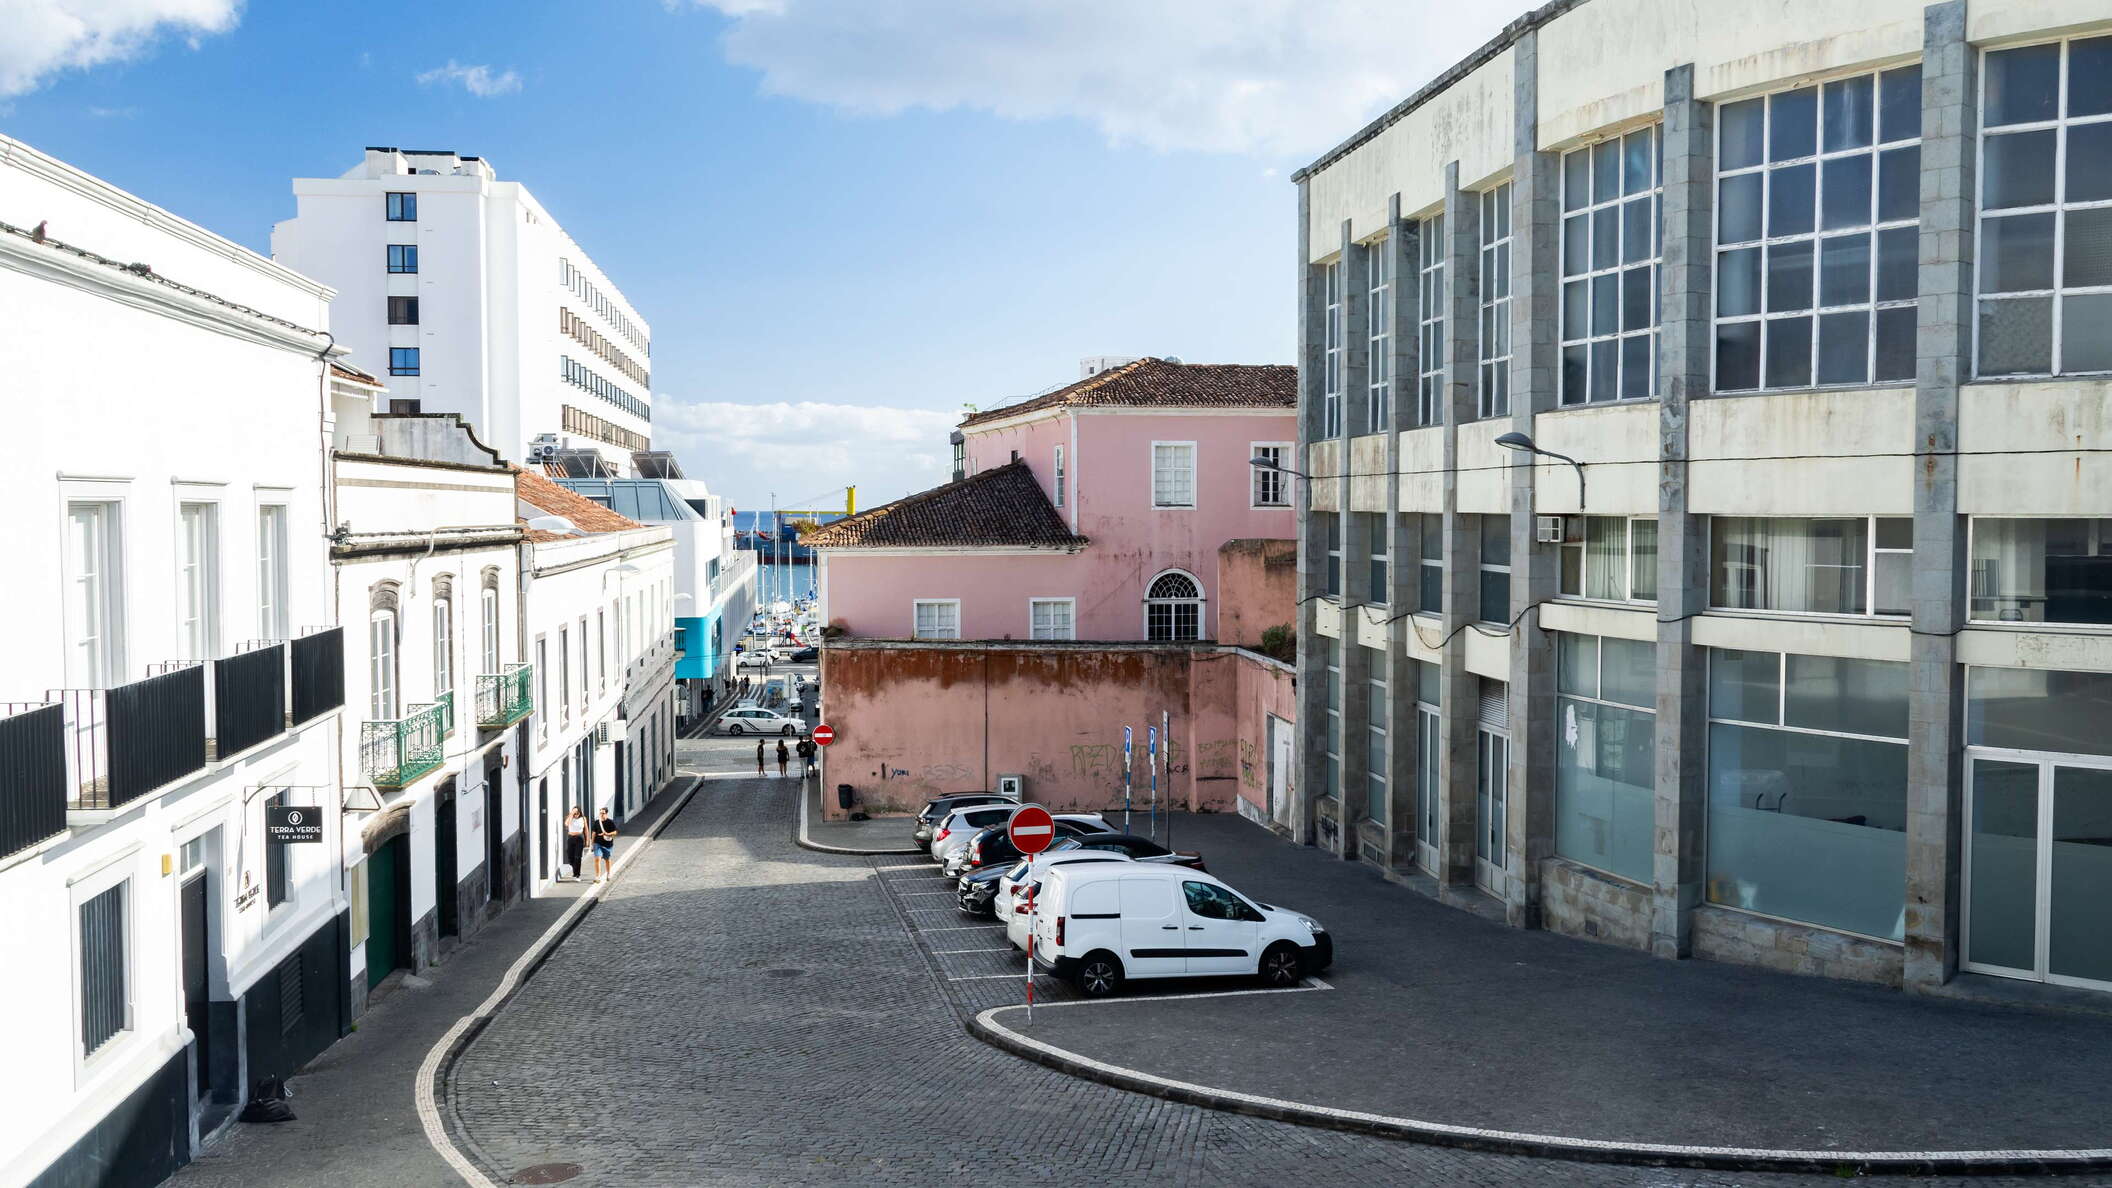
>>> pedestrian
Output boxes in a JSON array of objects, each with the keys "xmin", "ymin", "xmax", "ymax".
[
  {"xmin": 756, "ymin": 738, "xmax": 766, "ymax": 776},
  {"xmin": 776, "ymin": 738, "xmax": 790, "ymax": 778},
  {"xmin": 592, "ymin": 807, "xmax": 618, "ymax": 883},
  {"xmin": 561, "ymin": 807, "xmax": 587, "ymax": 881},
  {"xmin": 798, "ymin": 737, "xmax": 817, "ymax": 778}
]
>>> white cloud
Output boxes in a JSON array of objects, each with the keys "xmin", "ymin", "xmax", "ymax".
[
  {"xmin": 415, "ymin": 60, "xmax": 522, "ymax": 98},
  {"xmin": 650, "ymin": 398, "xmax": 956, "ymax": 507},
  {"xmin": 679, "ymin": 0, "xmax": 1515, "ymax": 156},
  {"xmin": 0, "ymin": 0, "xmax": 240, "ymax": 98}
]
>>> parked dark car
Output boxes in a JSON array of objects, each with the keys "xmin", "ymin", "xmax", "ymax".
[
  {"xmin": 1064, "ymin": 831, "xmax": 1206, "ymax": 870},
  {"xmin": 956, "ymin": 853, "xmax": 1125, "ymax": 916},
  {"xmin": 789, "ymin": 645, "xmax": 819, "ymax": 662},
  {"xmin": 911, "ymin": 793, "xmax": 1015, "ymax": 851},
  {"xmin": 957, "ymin": 817, "xmax": 1118, "ymax": 873}
]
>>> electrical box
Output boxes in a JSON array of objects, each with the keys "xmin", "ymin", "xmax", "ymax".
[{"xmin": 995, "ymin": 774, "xmax": 1026, "ymax": 799}]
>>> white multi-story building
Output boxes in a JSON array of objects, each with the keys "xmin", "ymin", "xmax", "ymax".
[
  {"xmin": 0, "ymin": 133, "xmax": 349, "ymax": 1186},
  {"xmin": 273, "ymin": 147, "xmax": 654, "ymax": 476},
  {"xmin": 514, "ymin": 471, "xmax": 679, "ymax": 888}
]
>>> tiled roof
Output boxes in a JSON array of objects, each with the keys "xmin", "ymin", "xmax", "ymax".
[
  {"xmin": 513, "ymin": 465, "xmax": 647, "ymax": 541},
  {"xmin": 958, "ymin": 358, "xmax": 1295, "ymax": 428},
  {"xmin": 803, "ymin": 461, "xmax": 1087, "ymax": 550},
  {"xmin": 329, "ymin": 361, "xmax": 383, "ymax": 386}
]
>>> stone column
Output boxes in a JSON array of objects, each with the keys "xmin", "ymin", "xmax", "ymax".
[
  {"xmin": 1293, "ymin": 179, "xmax": 1326, "ymax": 847},
  {"xmin": 1905, "ymin": 0, "xmax": 1974, "ymax": 991},
  {"xmin": 1650, "ymin": 63, "xmax": 1714, "ymax": 959},
  {"xmin": 1504, "ymin": 29, "xmax": 1559, "ymax": 929},
  {"xmin": 1384, "ymin": 197, "xmax": 1422, "ymax": 869},
  {"xmin": 1335, "ymin": 223, "xmax": 1373, "ymax": 854},
  {"xmin": 1437, "ymin": 161, "xmax": 1483, "ymax": 891}
]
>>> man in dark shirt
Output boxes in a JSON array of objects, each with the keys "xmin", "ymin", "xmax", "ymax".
[{"xmin": 591, "ymin": 808, "xmax": 618, "ymax": 883}]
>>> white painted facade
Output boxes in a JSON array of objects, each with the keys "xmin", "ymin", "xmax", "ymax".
[
  {"xmin": 0, "ymin": 133, "xmax": 347, "ymax": 1182},
  {"xmin": 273, "ymin": 148, "xmax": 653, "ymax": 476}
]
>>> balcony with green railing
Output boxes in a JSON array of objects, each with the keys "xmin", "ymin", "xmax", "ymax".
[
  {"xmin": 475, "ymin": 663, "xmax": 533, "ymax": 729},
  {"xmin": 360, "ymin": 700, "xmax": 447, "ymax": 788}
]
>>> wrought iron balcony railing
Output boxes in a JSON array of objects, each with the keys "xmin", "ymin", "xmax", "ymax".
[
  {"xmin": 475, "ymin": 663, "xmax": 533, "ymax": 729},
  {"xmin": 360, "ymin": 700, "xmax": 447, "ymax": 788}
]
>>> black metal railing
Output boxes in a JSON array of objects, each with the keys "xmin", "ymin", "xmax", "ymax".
[
  {"xmin": 291, "ymin": 628, "xmax": 345, "ymax": 725},
  {"xmin": 215, "ymin": 643, "xmax": 286, "ymax": 758},
  {"xmin": 0, "ymin": 704, "xmax": 67, "ymax": 857},
  {"xmin": 0, "ymin": 690, "xmax": 107, "ymax": 810},
  {"xmin": 107, "ymin": 666, "xmax": 206, "ymax": 808}
]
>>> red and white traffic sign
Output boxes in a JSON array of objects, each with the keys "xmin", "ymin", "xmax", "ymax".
[
  {"xmin": 1008, "ymin": 804, "xmax": 1055, "ymax": 855},
  {"xmin": 811, "ymin": 724, "xmax": 836, "ymax": 747}
]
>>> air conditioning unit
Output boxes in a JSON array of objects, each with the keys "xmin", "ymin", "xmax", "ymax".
[
  {"xmin": 995, "ymin": 774, "xmax": 1026, "ymax": 799},
  {"xmin": 595, "ymin": 721, "xmax": 630, "ymax": 747},
  {"xmin": 1534, "ymin": 515, "xmax": 1566, "ymax": 544}
]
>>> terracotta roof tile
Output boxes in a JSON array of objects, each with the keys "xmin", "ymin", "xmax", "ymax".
[
  {"xmin": 803, "ymin": 460, "xmax": 1087, "ymax": 550},
  {"xmin": 959, "ymin": 358, "xmax": 1295, "ymax": 428},
  {"xmin": 513, "ymin": 465, "xmax": 646, "ymax": 537}
]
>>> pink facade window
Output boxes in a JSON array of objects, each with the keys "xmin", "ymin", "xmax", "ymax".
[
  {"xmin": 1144, "ymin": 571, "xmax": 1203, "ymax": 641},
  {"xmin": 1251, "ymin": 443, "xmax": 1291, "ymax": 507},
  {"xmin": 1152, "ymin": 442, "xmax": 1196, "ymax": 508},
  {"xmin": 1053, "ymin": 445, "xmax": 1066, "ymax": 507}
]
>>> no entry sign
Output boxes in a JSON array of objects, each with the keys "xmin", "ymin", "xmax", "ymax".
[
  {"xmin": 812, "ymin": 724, "xmax": 836, "ymax": 746},
  {"xmin": 1008, "ymin": 804, "xmax": 1055, "ymax": 855}
]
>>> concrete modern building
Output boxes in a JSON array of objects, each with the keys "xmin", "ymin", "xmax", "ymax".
[
  {"xmin": 555, "ymin": 471, "xmax": 759, "ymax": 725},
  {"xmin": 328, "ymin": 388, "xmax": 534, "ymax": 1011},
  {"xmin": 0, "ymin": 133, "xmax": 350, "ymax": 1186},
  {"xmin": 273, "ymin": 147, "xmax": 654, "ymax": 476},
  {"xmin": 513, "ymin": 471, "xmax": 679, "ymax": 888},
  {"xmin": 1290, "ymin": 0, "xmax": 2112, "ymax": 1001}
]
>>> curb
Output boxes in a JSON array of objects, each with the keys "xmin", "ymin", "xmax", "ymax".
[
  {"xmin": 414, "ymin": 773, "xmax": 708, "ymax": 1187},
  {"xmin": 794, "ymin": 775, "xmax": 918, "ymax": 855},
  {"xmin": 964, "ymin": 1007, "xmax": 2112, "ymax": 1177}
]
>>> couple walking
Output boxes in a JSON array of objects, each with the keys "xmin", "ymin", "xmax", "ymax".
[
  {"xmin": 756, "ymin": 737, "xmax": 818, "ymax": 778},
  {"xmin": 561, "ymin": 806, "xmax": 618, "ymax": 882}
]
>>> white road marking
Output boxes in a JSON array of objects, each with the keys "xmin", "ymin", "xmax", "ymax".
[
  {"xmin": 918, "ymin": 924, "xmax": 1006, "ymax": 932},
  {"xmin": 951, "ymin": 972, "xmax": 1051, "ymax": 982},
  {"xmin": 934, "ymin": 947, "xmax": 1015, "ymax": 955}
]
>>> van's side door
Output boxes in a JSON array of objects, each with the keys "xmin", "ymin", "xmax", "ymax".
[
  {"xmin": 1179, "ymin": 880, "xmax": 1263, "ymax": 974},
  {"xmin": 1116, "ymin": 877, "xmax": 1185, "ymax": 978}
]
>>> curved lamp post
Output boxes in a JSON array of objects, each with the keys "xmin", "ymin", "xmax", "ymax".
[{"xmin": 1494, "ymin": 432, "xmax": 1586, "ymax": 509}]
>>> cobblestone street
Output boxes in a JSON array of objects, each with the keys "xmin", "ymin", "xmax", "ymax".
[{"xmin": 439, "ymin": 750, "xmax": 2079, "ymax": 1187}]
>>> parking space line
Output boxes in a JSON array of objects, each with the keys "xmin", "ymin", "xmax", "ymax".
[
  {"xmin": 917, "ymin": 924, "xmax": 1005, "ymax": 932},
  {"xmin": 873, "ymin": 863, "xmax": 930, "ymax": 871},
  {"xmin": 985, "ymin": 977, "xmax": 1333, "ymax": 1011},
  {"xmin": 901, "ymin": 890, "xmax": 957, "ymax": 897},
  {"xmin": 949, "ymin": 973, "xmax": 1050, "ymax": 982},
  {"xmin": 933, "ymin": 947, "xmax": 1013, "ymax": 955}
]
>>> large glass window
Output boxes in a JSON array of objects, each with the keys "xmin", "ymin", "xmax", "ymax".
[
  {"xmin": 1706, "ymin": 649, "xmax": 1909, "ymax": 939},
  {"xmin": 1969, "ymin": 665, "xmax": 2112, "ymax": 757},
  {"xmin": 385, "ymin": 191, "xmax": 416, "ymax": 221},
  {"xmin": 1361, "ymin": 512, "xmax": 1387, "ymax": 602},
  {"xmin": 1323, "ymin": 261, "xmax": 1343, "ymax": 437},
  {"xmin": 1715, "ymin": 67, "xmax": 1923, "ymax": 392},
  {"xmin": 387, "ymin": 244, "xmax": 418, "ymax": 273},
  {"xmin": 1977, "ymin": 36, "xmax": 2112, "ymax": 376},
  {"xmin": 1709, "ymin": 516, "xmax": 1911, "ymax": 615},
  {"xmin": 1415, "ymin": 661, "xmax": 1440, "ymax": 868},
  {"xmin": 1366, "ymin": 672, "xmax": 1388, "ymax": 827},
  {"xmin": 1558, "ymin": 515, "xmax": 1658, "ymax": 602},
  {"xmin": 1323, "ymin": 638, "xmax": 1342, "ymax": 801},
  {"xmin": 1416, "ymin": 214, "xmax": 1447, "ymax": 426},
  {"xmin": 1970, "ymin": 517, "xmax": 2112, "ymax": 624},
  {"xmin": 1321, "ymin": 513, "xmax": 1341, "ymax": 598},
  {"xmin": 178, "ymin": 501, "xmax": 219, "ymax": 663},
  {"xmin": 1367, "ymin": 238, "xmax": 1392, "ymax": 433},
  {"xmin": 257, "ymin": 505, "xmax": 288, "ymax": 640},
  {"xmin": 1562, "ymin": 126, "xmax": 1662, "ymax": 404},
  {"xmin": 1556, "ymin": 633, "xmax": 1657, "ymax": 883},
  {"xmin": 1144, "ymin": 572, "xmax": 1203, "ymax": 641},
  {"xmin": 1418, "ymin": 513, "xmax": 1443, "ymax": 613},
  {"xmin": 1478, "ymin": 183, "xmax": 1513, "ymax": 419},
  {"xmin": 1478, "ymin": 514, "xmax": 1510, "ymax": 624}
]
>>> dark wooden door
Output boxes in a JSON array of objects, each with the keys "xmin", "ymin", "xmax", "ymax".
[
  {"xmin": 436, "ymin": 781, "xmax": 458, "ymax": 938},
  {"xmin": 179, "ymin": 872, "xmax": 210, "ymax": 1102}
]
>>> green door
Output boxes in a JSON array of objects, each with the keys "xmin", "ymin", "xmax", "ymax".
[{"xmin": 365, "ymin": 839, "xmax": 400, "ymax": 990}]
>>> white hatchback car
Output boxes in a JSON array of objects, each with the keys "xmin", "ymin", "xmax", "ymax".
[
  {"xmin": 717, "ymin": 706, "xmax": 804, "ymax": 736},
  {"xmin": 927, "ymin": 804, "xmax": 1020, "ymax": 865},
  {"xmin": 1030, "ymin": 863, "xmax": 1331, "ymax": 996}
]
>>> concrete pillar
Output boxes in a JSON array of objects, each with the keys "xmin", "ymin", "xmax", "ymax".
[
  {"xmin": 1437, "ymin": 161, "xmax": 1483, "ymax": 891},
  {"xmin": 1503, "ymin": 29, "xmax": 1559, "ymax": 928},
  {"xmin": 1651, "ymin": 63, "xmax": 1714, "ymax": 959},
  {"xmin": 1293, "ymin": 179, "xmax": 1325, "ymax": 846},
  {"xmin": 1905, "ymin": 0, "xmax": 1974, "ymax": 992},
  {"xmin": 1336, "ymin": 223, "xmax": 1373, "ymax": 854},
  {"xmin": 1383, "ymin": 197, "xmax": 1422, "ymax": 869}
]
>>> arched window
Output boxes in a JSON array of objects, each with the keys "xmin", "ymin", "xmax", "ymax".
[
  {"xmin": 369, "ymin": 582, "xmax": 400, "ymax": 720},
  {"xmin": 1144, "ymin": 570, "xmax": 1204, "ymax": 641}
]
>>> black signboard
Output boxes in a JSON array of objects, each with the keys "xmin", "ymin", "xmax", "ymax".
[{"xmin": 266, "ymin": 804, "xmax": 324, "ymax": 844}]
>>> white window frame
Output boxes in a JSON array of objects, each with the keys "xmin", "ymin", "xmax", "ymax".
[
  {"xmin": 1250, "ymin": 442, "xmax": 1292, "ymax": 508},
  {"xmin": 1557, "ymin": 515, "xmax": 1661, "ymax": 604},
  {"xmin": 560, "ymin": 625, "xmax": 572, "ymax": 723},
  {"xmin": 535, "ymin": 635, "xmax": 549, "ymax": 740},
  {"xmin": 1713, "ymin": 67, "xmax": 1924, "ymax": 393},
  {"xmin": 912, "ymin": 599, "xmax": 961, "ymax": 640},
  {"xmin": 1416, "ymin": 213, "xmax": 1447, "ymax": 427},
  {"xmin": 1365, "ymin": 669, "xmax": 1388, "ymax": 828},
  {"xmin": 1143, "ymin": 569, "xmax": 1206, "ymax": 641},
  {"xmin": 481, "ymin": 586, "xmax": 500, "ymax": 673},
  {"xmin": 1964, "ymin": 515, "xmax": 2112, "ymax": 627},
  {"xmin": 70, "ymin": 853, "xmax": 136, "ymax": 1082},
  {"xmin": 369, "ymin": 609, "xmax": 398, "ymax": 720},
  {"xmin": 1150, "ymin": 441, "xmax": 1197, "ymax": 509},
  {"xmin": 1052, "ymin": 444, "xmax": 1066, "ymax": 508},
  {"xmin": 432, "ymin": 595, "xmax": 453, "ymax": 699},
  {"xmin": 1974, "ymin": 36, "xmax": 2112, "ymax": 378},
  {"xmin": 63, "ymin": 497, "xmax": 127, "ymax": 689},
  {"xmin": 1029, "ymin": 597, "xmax": 1076, "ymax": 641},
  {"xmin": 1366, "ymin": 235, "xmax": 1392, "ymax": 433},
  {"xmin": 1478, "ymin": 182, "xmax": 1514, "ymax": 419},
  {"xmin": 1560, "ymin": 125, "xmax": 1664, "ymax": 404},
  {"xmin": 1322, "ymin": 261, "xmax": 1343, "ymax": 437},
  {"xmin": 1707, "ymin": 515, "xmax": 1913, "ymax": 619},
  {"xmin": 177, "ymin": 500, "xmax": 221, "ymax": 663},
  {"xmin": 256, "ymin": 502, "xmax": 289, "ymax": 640}
]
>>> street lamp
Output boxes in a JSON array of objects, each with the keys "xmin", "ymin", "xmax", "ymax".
[
  {"xmin": 1247, "ymin": 454, "xmax": 1314, "ymax": 479},
  {"xmin": 1495, "ymin": 432, "xmax": 1586, "ymax": 509}
]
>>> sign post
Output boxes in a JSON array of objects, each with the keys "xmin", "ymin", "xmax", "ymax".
[
  {"xmin": 1122, "ymin": 726, "xmax": 1133, "ymax": 830},
  {"xmin": 1008, "ymin": 804, "xmax": 1056, "ymax": 1024},
  {"xmin": 1162, "ymin": 709, "xmax": 1172, "ymax": 850},
  {"xmin": 1148, "ymin": 726, "xmax": 1159, "ymax": 844},
  {"xmin": 811, "ymin": 723, "xmax": 836, "ymax": 747}
]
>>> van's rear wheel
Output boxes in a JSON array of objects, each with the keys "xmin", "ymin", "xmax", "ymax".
[
  {"xmin": 1073, "ymin": 952, "xmax": 1124, "ymax": 997},
  {"xmin": 1258, "ymin": 942, "xmax": 1304, "ymax": 988}
]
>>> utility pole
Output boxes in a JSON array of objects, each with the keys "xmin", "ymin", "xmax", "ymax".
[{"xmin": 1162, "ymin": 708, "xmax": 1172, "ymax": 850}]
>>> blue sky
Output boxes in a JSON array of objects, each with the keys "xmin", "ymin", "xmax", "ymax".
[{"xmin": 1, "ymin": 0, "xmax": 1512, "ymax": 507}]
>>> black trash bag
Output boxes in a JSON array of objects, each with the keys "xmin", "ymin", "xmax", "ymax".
[{"xmin": 239, "ymin": 1076, "xmax": 297, "ymax": 1124}]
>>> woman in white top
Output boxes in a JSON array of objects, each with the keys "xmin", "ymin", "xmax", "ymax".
[{"xmin": 563, "ymin": 807, "xmax": 587, "ymax": 880}]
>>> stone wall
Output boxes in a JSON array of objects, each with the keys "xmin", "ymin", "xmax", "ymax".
[
  {"xmin": 1539, "ymin": 858, "xmax": 1652, "ymax": 951},
  {"xmin": 1690, "ymin": 905, "xmax": 1904, "ymax": 988}
]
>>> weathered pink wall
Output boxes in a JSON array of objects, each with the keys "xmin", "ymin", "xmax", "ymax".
[
  {"xmin": 1215, "ymin": 539, "xmax": 1297, "ymax": 650},
  {"xmin": 819, "ymin": 407, "xmax": 1295, "ymax": 642},
  {"xmin": 819, "ymin": 641, "xmax": 1295, "ymax": 820}
]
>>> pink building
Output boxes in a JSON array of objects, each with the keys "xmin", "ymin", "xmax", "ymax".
[{"xmin": 808, "ymin": 358, "xmax": 1297, "ymax": 641}]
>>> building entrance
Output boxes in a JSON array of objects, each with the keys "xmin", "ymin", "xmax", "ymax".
[{"xmin": 1966, "ymin": 751, "xmax": 2112, "ymax": 991}]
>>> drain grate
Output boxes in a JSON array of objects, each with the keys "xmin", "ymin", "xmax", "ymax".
[{"xmin": 513, "ymin": 1162, "xmax": 584, "ymax": 1184}]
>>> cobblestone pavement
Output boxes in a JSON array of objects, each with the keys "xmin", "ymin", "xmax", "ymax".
[{"xmin": 444, "ymin": 770, "xmax": 2075, "ymax": 1188}]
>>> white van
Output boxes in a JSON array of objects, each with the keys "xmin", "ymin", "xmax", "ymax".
[{"xmin": 1030, "ymin": 864, "xmax": 1331, "ymax": 996}]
